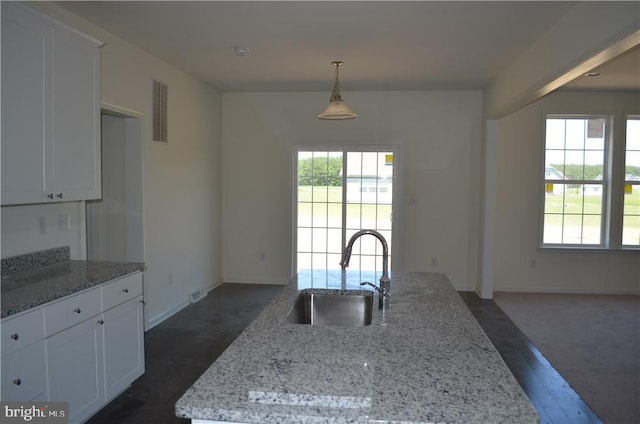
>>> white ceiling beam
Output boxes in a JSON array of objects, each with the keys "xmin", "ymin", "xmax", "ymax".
[{"xmin": 483, "ymin": 2, "xmax": 640, "ymax": 119}]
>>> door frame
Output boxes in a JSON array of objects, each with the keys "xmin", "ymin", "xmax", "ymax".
[{"xmin": 291, "ymin": 145, "xmax": 402, "ymax": 278}]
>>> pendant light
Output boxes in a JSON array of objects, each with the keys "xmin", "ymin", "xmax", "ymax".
[{"xmin": 318, "ymin": 60, "xmax": 357, "ymax": 120}]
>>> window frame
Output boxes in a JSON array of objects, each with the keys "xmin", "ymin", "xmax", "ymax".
[
  {"xmin": 540, "ymin": 112, "xmax": 640, "ymax": 251},
  {"xmin": 622, "ymin": 115, "xmax": 640, "ymax": 248}
]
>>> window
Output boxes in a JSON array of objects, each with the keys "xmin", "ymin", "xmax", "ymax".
[
  {"xmin": 543, "ymin": 116, "xmax": 607, "ymax": 246},
  {"xmin": 623, "ymin": 116, "xmax": 640, "ymax": 246},
  {"xmin": 542, "ymin": 114, "xmax": 640, "ymax": 249},
  {"xmin": 295, "ymin": 149, "xmax": 397, "ymax": 288}
]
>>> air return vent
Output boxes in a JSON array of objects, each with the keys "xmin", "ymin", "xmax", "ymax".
[{"xmin": 152, "ymin": 79, "xmax": 168, "ymax": 142}]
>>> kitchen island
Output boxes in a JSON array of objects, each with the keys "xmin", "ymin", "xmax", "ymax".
[{"xmin": 175, "ymin": 271, "xmax": 538, "ymax": 424}]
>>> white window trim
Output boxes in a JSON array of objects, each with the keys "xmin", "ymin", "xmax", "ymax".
[
  {"xmin": 291, "ymin": 145, "xmax": 402, "ymax": 278},
  {"xmin": 539, "ymin": 111, "xmax": 640, "ymax": 251}
]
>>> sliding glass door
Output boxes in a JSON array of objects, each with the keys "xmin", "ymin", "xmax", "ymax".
[{"xmin": 295, "ymin": 148, "xmax": 397, "ymax": 288}]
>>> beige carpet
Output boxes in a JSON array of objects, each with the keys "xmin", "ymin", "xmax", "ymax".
[{"xmin": 494, "ymin": 292, "xmax": 640, "ymax": 424}]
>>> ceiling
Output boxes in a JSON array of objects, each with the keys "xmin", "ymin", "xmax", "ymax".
[{"xmin": 56, "ymin": 1, "xmax": 637, "ymax": 93}]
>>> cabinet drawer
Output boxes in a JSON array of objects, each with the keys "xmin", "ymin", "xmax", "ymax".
[
  {"xmin": 1, "ymin": 308, "xmax": 44, "ymax": 357},
  {"xmin": 102, "ymin": 272, "xmax": 142, "ymax": 311},
  {"xmin": 44, "ymin": 288, "xmax": 101, "ymax": 337},
  {"xmin": 1, "ymin": 340, "xmax": 46, "ymax": 401}
]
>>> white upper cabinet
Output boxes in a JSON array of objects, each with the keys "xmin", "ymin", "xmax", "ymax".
[{"xmin": 1, "ymin": 3, "xmax": 102, "ymax": 205}]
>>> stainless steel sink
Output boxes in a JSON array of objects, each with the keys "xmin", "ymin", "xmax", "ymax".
[{"xmin": 284, "ymin": 290, "xmax": 374, "ymax": 327}]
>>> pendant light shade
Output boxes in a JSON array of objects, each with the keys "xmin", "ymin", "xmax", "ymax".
[{"xmin": 318, "ymin": 61, "xmax": 357, "ymax": 120}]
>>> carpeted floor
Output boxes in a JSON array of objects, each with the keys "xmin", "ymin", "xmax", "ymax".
[{"xmin": 494, "ymin": 292, "xmax": 640, "ymax": 424}]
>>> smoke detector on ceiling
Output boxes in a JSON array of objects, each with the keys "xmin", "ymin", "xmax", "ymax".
[{"xmin": 232, "ymin": 47, "xmax": 250, "ymax": 57}]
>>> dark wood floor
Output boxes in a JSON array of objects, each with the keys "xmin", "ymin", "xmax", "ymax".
[{"xmin": 86, "ymin": 284, "xmax": 601, "ymax": 424}]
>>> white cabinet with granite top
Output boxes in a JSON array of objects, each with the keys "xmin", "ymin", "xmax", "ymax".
[
  {"xmin": 1, "ymin": 2, "xmax": 102, "ymax": 205},
  {"xmin": 44, "ymin": 272, "xmax": 144, "ymax": 423},
  {"xmin": 1, "ymin": 270, "xmax": 144, "ymax": 424}
]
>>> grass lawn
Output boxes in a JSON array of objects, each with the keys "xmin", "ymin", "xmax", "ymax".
[{"xmin": 544, "ymin": 188, "xmax": 640, "ymax": 244}]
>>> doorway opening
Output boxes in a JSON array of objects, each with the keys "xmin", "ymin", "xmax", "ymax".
[{"xmin": 86, "ymin": 106, "xmax": 144, "ymax": 263}]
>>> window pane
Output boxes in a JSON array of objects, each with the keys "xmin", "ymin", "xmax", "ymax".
[
  {"xmin": 327, "ymin": 203, "xmax": 342, "ymax": 227},
  {"xmin": 346, "ymin": 203, "xmax": 361, "ymax": 229},
  {"xmin": 627, "ymin": 117, "xmax": 640, "ymax": 150},
  {"xmin": 543, "ymin": 214, "xmax": 563, "ymax": 244},
  {"xmin": 298, "ymin": 202, "xmax": 311, "ymax": 226},
  {"xmin": 626, "ymin": 151, "xmax": 640, "ymax": 178},
  {"xmin": 563, "ymin": 187, "xmax": 584, "ymax": 214},
  {"xmin": 311, "ymin": 228, "xmax": 327, "ymax": 252},
  {"xmin": 298, "ymin": 228, "xmax": 311, "ymax": 252},
  {"xmin": 377, "ymin": 204, "xmax": 393, "ymax": 230},
  {"xmin": 565, "ymin": 119, "xmax": 585, "ymax": 150},
  {"xmin": 544, "ymin": 188, "xmax": 565, "ymax": 212},
  {"xmin": 581, "ymin": 214, "xmax": 602, "ymax": 244},
  {"xmin": 327, "ymin": 228, "xmax": 342, "ymax": 253},
  {"xmin": 583, "ymin": 185, "xmax": 603, "ymax": 214},
  {"xmin": 546, "ymin": 119, "xmax": 565, "ymax": 149}
]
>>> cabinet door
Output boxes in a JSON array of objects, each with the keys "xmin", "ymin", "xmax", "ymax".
[
  {"xmin": 46, "ymin": 317, "xmax": 104, "ymax": 424},
  {"xmin": 0, "ymin": 3, "xmax": 52, "ymax": 205},
  {"xmin": 103, "ymin": 297, "xmax": 145, "ymax": 400},
  {"xmin": 51, "ymin": 25, "xmax": 101, "ymax": 201},
  {"xmin": 1, "ymin": 341, "xmax": 47, "ymax": 401}
]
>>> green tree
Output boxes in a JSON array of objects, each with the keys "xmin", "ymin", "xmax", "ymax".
[{"xmin": 298, "ymin": 156, "xmax": 343, "ymax": 186}]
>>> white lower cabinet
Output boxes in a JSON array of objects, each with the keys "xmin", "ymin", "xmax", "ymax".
[
  {"xmin": 0, "ymin": 271, "xmax": 144, "ymax": 424},
  {"xmin": 46, "ymin": 317, "xmax": 105, "ymax": 424},
  {"xmin": 103, "ymin": 296, "xmax": 145, "ymax": 400},
  {"xmin": 1, "ymin": 340, "xmax": 47, "ymax": 401}
]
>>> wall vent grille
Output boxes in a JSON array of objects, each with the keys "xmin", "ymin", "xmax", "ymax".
[{"xmin": 152, "ymin": 79, "xmax": 168, "ymax": 142}]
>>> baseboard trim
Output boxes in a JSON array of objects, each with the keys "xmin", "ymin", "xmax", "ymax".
[
  {"xmin": 494, "ymin": 286, "xmax": 640, "ymax": 295},
  {"xmin": 146, "ymin": 280, "xmax": 224, "ymax": 330},
  {"xmin": 147, "ymin": 299, "xmax": 188, "ymax": 330},
  {"xmin": 223, "ymin": 277, "xmax": 289, "ymax": 285}
]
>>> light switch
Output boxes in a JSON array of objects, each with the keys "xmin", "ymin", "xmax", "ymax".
[
  {"xmin": 39, "ymin": 217, "xmax": 47, "ymax": 234},
  {"xmin": 58, "ymin": 214, "xmax": 71, "ymax": 231}
]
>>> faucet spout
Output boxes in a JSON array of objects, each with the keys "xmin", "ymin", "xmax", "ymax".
[{"xmin": 340, "ymin": 230, "xmax": 391, "ymax": 311}]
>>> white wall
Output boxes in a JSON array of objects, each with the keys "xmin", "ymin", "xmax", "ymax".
[
  {"xmin": 1, "ymin": 202, "xmax": 86, "ymax": 259},
  {"xmin": 222, "ymin": 91, "xmax": 483, "ymax": 291},
  {"xmin": 493, "ymin": 90, "xmax": 640, "ymax": 294},
  {"xmin": 1, "ymin": 2, "xmax": 224, "ymax": 327}
]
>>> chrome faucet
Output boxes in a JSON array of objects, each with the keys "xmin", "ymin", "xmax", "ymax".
[{"xmin": 339, "ymin": 230, "xmax": 391, "ymax": 312}]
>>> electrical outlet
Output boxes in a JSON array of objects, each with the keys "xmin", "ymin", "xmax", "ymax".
[{"xmin": 431, "ymin": 257, "xmax": 438, "ymax": 267}]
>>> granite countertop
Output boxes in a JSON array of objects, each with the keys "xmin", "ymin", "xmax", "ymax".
[
  {"xmin": 175, "ymin": 271, "xmax": 538, "ymax": 424},
  {"xmin": 1, "ymin": 247, "xmax": 145, "ymax": 319}
]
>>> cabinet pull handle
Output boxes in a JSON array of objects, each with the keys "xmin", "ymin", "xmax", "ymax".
[
  {"xmin": 10, "ymin": 333, "xmax": 19, "ymax": 340},
  {"xmin": 13, "ymin": 379, "xmax": 21, "ymax": 386},
  {"xmin": 123, "ymin": 288, "xmax": 129, "ymax": 293},
  {"xmin": 57, "ymin": 193, "xmax": 63, "ymax": 198},
  {"xmin": 47, "ymin": 193, "xmax": 54, "ymax": 199},
  {"xmin": 74, "ymin": 308, "xmax": 82, "ymax": 314},
  {"xmin": 98, "ymin": 319, "xmax": 104, "ymax": 325}
]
